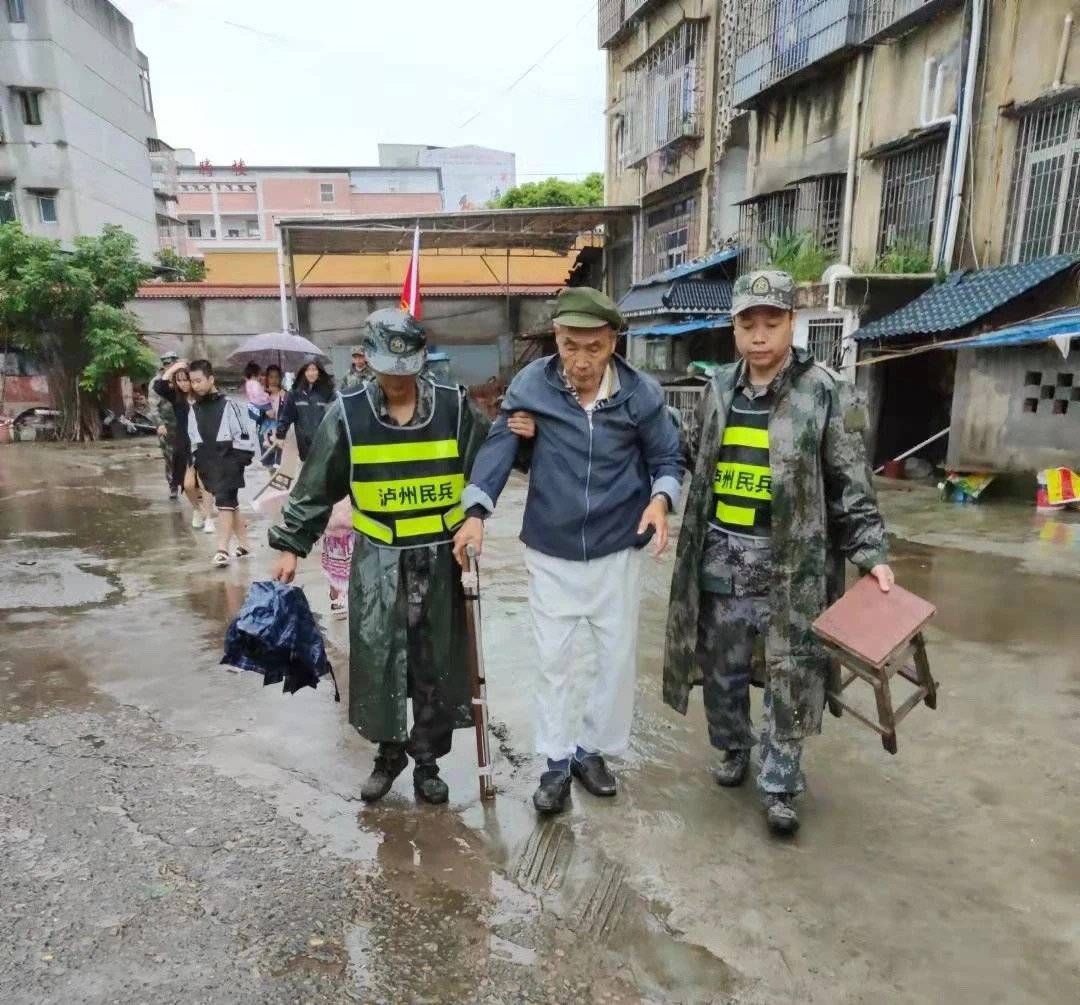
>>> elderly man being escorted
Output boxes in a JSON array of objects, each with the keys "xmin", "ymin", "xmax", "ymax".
[
  {"xmin": 663, "ymin": 270, "xmax": 894, "ymax": 836},
  {"xmin": 270, "ymin": 310, "xmax": 494, "ymax": 805},
  {"xmin": 454, "ymin": 287, "xmax": 683, "ymax": 816}
]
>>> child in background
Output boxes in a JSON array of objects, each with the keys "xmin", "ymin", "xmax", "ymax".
[{"xmin": 321, "ymin": 497, "xmax": 353, "ymax": 620}]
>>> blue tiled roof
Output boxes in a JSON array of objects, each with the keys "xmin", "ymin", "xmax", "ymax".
[
  {"xmin": 854, "ymin": 254, "xmax": 1080, "ymax": 342},
  {"xmin": 619, "ymin": 278, "xmax": 734, "ymax": 317},
  {"xmin": 664, "ymin": 280, "xmax": 733, "ymax": 312}
]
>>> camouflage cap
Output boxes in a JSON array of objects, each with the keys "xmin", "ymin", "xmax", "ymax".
[
  {"xmin": 551, "ymin": 286, "xmax": 624, "ymax": 331},
  {"xmin": 731, "ymin": 270, "xmax": 795, "ymax": 317},
  {"xmin": 361, "ymin": 308, "xmax": 426, "ymax": 376}
]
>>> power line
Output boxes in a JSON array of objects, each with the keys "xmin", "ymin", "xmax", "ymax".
[{"xmin": 456, "ymin": 0, "xmax": 599, "ymax": 130}]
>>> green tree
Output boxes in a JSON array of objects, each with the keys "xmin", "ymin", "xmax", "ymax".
[
  {"xmin": 0, "ymin": 222, "xmax": 156, "ymax": 440},
  {"xmin": 490, "ymin": 172, "xmax": 604, "ymax": 208},
  {"xmin": 155, "ymin": 246, "xmax": 207, "ymax": 282}
]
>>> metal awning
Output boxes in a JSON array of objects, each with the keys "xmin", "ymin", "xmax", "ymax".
[
  {"xmin": 630, "ymin": 246, "xmax": 739, "ymax": 287},
  {"xmin": 276, "ymin": 206, "xmax": 635, "ymax": 256},
  {"xmin": 940, "ymin": 307, "xmax": 1079, "ymax": 354},
  {"xmin": 629, "ymin": 317, "xmax": 731, "ymax": 338}
]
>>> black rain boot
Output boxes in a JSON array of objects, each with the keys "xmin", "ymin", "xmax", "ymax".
[
  {"xmin": 360, "ymin": 744, "xmax": 408, "ymax": 803},
  {"xmin": 413, "ymin": 762, "xmax": 449, "ymax": 804}
]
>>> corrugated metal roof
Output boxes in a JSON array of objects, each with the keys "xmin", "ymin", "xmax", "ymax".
[
  {"xmin": 278, "ymin": 206, "xmax": 633, "ymax": 255},
  {"xmin": 628, "ymin": 317, "xmax": 731, "ymax": 337},
  {"xmin": 619, "ymin": 283, "xmax": 669, "ymax": 316},
  {"xmin": 854, "ymin": 255, "xmax": 1080, "ymax": 342},
  {"xmin": 630, "ymin": 246, "xmax": 739, "ymax": 287},
  {"xmin": 942, "ymin": 307, "xmax": 1080, "ymax": 351},
  {"xmin": 136, "ymin": 283, "xmax": 561, "ymax": 300}
]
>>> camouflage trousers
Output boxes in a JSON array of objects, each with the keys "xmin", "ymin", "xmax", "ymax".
[
  {"xmin": 696, "ymin": 528, "xmax": 805, "ymax": 796},
  {"xmin": 380, "ymin": 550, "xmax": 453, "ymax": 766}
]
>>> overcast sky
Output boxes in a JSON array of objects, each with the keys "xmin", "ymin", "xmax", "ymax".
[{"xmin": 115, "ymin": 0, "xmax": 605, "ymax": 180}]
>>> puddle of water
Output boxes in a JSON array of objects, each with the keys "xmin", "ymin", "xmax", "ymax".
[
  {"xmin": 0, "ymin": 650, "xmax": 99, "ymax": 723},
  {"xmin": 0, "ymin": 549, "xmax": 121, "ymax": 611}
]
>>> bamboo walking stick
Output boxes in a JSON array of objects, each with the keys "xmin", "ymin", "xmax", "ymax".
[{"xmin": 461, "ymin": 544, "xmax": 495, "ymax": 801}]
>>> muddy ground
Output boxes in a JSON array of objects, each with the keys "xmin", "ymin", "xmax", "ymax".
[{"xmin": 0, "ymin": 442, "xmax": 1077, "ymax": 1004}]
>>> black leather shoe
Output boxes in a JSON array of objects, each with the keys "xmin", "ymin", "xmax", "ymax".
[
  {"xmin": 570, "ymin": 753, "xmax": 617, "ymax": 797},
  {"xmin": 714, "ymin": 749, "xmax": 750, "ymax": 788},
  {"xmin": 413, "ymin": 763, "xmax": 449, "ymax": 804},
  {"xmin": 360, "ymin": 746, "xmax": 408, "ymax": 802},
  {"xmin": 532, "ymin": 770, "xmax": 572, "ymax": 814}
]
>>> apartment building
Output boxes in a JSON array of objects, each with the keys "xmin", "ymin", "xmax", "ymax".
[
  {"xmin": 599, "ymin": 0, "xmax": 746, "ymax": 378},
  {"xmin": 0, "ymin": 0, "xmax": 161, "ymax": 255},
  {"xmin": 175, "ymin": 163, "xmax": 444, "ymax": 257},
  {"xmin": 729, "ymin": 0, "xmax": 1080, "ymax": 471},
  {"xmin": 378, "ymin": 143, "xmax": 516, "ymax": 210}
]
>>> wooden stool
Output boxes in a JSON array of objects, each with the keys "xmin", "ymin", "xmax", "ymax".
[
  {"xmin": 813, "ymin": 578, "xmax": 938, "ymax": 755},
  {"xmin": 822, "ymin": 631, "xmax": 937, "ymax": 754}
]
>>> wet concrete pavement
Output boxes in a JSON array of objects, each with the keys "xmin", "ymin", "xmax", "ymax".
[{"xmin": 1, "ymin": 443, "xmax": 1078, "ymax": 1003}]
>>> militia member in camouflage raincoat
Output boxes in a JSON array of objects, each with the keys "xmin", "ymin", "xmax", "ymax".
[
  {"xmin": 269, "ymin": 310, "xmax": 497, "ymax": 805},
  {"xmin": 662, "ymin": 270, "xmax": 893, "ymax": 835}
]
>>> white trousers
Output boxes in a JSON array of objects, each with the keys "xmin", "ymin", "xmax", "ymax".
[{"xmin": 524, "ymin": 546, "xmax": 645, "ymax": 761}]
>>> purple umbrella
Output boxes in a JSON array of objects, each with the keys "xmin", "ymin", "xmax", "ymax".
[{"xmin": 226, "ymin": 331, "xmax": 329, "ymax": 372}]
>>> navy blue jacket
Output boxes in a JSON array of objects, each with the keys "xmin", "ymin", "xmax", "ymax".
[{"xmin": 463, "ymin": 355, "xmax": 683, "ymax": 562}]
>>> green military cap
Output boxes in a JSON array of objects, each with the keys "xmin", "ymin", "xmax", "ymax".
[
  {"xmin": 551, "ymin": 286, "xmax": 624, "ymax": 331},
  {"xmin": 731, "ymin": 269, "xmax": 795, "ymax": 316}
]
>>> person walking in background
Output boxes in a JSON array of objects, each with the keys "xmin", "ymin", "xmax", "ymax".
[
  {"xmin": 662, "ymin": 270, "xmax": 893, "ymax": 836},
  {"xmin": 187, "ymin": 359, "xmax": 256, "ymax": 568},
  {"xmin": 320, "ymin": 497, "xmax": 354, "ymax": 620},
  {"xmin": 151, "ymin": 350, "xmax": 181, "ymax": 497},
  {"xmin": 340, "ymin": 346, "xmax": 371, "ymax": 390},
  {"xmin": 243, "ymin": 361, "xmax": 272, "ymax": 444},
  {"xmin": 153, "ymin": 359, "xmax": 214, "ymax": 534},
  {"xmin": 262, "ymin": 365, "xmax": 286, "ymax": 465},
  {"xmin": 276, "ymin": 359, "xmax": 335, "ymax": 461},
  {"xmin": 453, "ymin": 286, "xmax": 683, "ymax": 816}
]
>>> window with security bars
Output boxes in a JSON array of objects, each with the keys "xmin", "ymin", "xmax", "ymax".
[
  {"xmin": 876, "ymin": 138, "xmax": 945, "ymax": 259},
  {"xmin": 806, "ymin": 318, "xmax": 846, "ymax": 369},
  {"xmin": 794, "ymin": 174, "xmax": 845, "ymax": 255},
  {"xmin": 1004, "ymin": 100, "xmax": 1080, "ymax": 264},
  {"xmin": 620, "ymin": 20, "xmax": 706, "ymax": 167},
  {"xmin": 643, "ymin": 196, "xmax": 698, "ymax": 277},
  {"xmin": 737, "ymin": 175, "xmax": 843, "ymax": 271},
  {"xmin": 738, "ymin": 189, "xmax": 797, "ymax": 270}
]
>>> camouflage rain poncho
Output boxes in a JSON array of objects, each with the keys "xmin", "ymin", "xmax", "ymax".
[{"xmin": 662, "ymin": 348, "xmax": 888, "ymax": 741}]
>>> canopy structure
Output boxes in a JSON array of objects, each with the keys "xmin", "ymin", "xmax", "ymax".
[
  {"xmin": 277, "ymin": 206, "xmax": 634, "ymax": 257},
  {"xmin": 272, "ymin": 206, "xmax": 635, "ymax": 334}
]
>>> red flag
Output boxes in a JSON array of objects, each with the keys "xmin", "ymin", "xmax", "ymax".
[{"xmin": 400, "ymin": 224, "xmax": 422, "ymax": 320}]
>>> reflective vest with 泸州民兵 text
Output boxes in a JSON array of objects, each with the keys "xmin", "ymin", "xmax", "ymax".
[{"xmin": 341, "ymin": 383, "xmax": 467, "ymax": 548}]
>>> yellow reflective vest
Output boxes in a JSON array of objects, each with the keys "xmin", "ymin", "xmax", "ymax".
[
  {"xmin": 712, "ymin": 393, "xmax": 772, "ymax": 537},
  {"xmin": 340, "ymin": 383, "xmax": 466, "ymax": 548}
]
